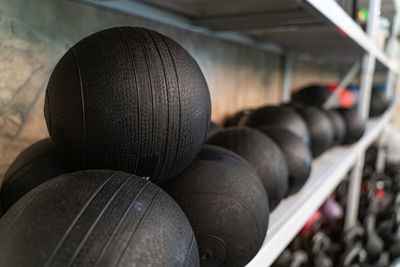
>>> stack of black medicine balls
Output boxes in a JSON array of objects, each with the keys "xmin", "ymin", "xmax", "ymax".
[
  {"xmin": 0, "ymin": 26, "xmax": 273, "ymax": 267},
  {"xmin": 0, "ymin": 26, "xmax": 223, "ymax": 267},
  {"xmin": 292, "ymin": 84, "xmax": 366, "ymax": 146},
  {"xmin": 236, "ymin": 105, "xmax": 313, "ymax": 196}
]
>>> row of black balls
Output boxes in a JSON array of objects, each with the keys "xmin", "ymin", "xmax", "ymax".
[
  {"xmin": 0, "ymin": 26, "xmax": 379, "ymax": 267},
  {"xmin": 210, "ymin": 102, "xmax": 366, "ymax": 212},
  {"xmin": 0, "ymin": 102, "xmax": 367, "ymax": 267}
]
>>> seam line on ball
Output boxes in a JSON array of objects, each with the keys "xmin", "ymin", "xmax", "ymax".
[
  {"xmin": 183, "ymin": 231, "xmax": 196, "ymax": 266},
  {"xmin": 72, "ymin": 47, "xmax": 87, "ymax": 167},
  {"xmin": 161, "ymin": 35, "xmax": 182, "ymax": 181},
  {"xmin": 67, "ymin": 176, "xmax": 131, "ymax": 266},
  {"xmin": 119, "ymin": 27, "xmax": 141, "ymax": 174},
  {"xmin": 148, "ymin": 32, "xmax": 171, "ymax": 183},
  {"xmin": 44, "ymin": 172, "xmax": 118, "ymax": 266},
  {"xmin": 94, "ymin": 176, "xmax": 143, "ymax": 265},
  {"xmin": 115, "ymin": 187, "xmax": 161, "ymax": 266}
]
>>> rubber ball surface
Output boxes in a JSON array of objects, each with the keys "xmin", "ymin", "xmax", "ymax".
[
  {"xmin": 44, "ymin": 27, "xmax": 211, "ymax": 184},
  {"xmin": 1, "ymin": 138, "xmax": 75, "ymax": 212},
  {"xmin": 258, "ymin": 127, "xmax": 312, "ymax": 196},
  {"xmin": 240, "ymin": 105, "xmax": 310, "ymax": 146},
  {"xmin": 0, "ymin": 170, "xmax": 199, "ymax": 267},
  {"xmin": 206, "ymin": 127, "xmax": 288, "ymax": 210},
  {"xmin": 163, "ymin": 145, "xmax": 269, "ymax": 267}
]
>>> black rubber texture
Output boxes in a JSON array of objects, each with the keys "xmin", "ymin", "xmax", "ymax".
[
  {"xmin": 292, "ymin": 85, "xmax": 332, "ymax": 107},
  {"xmin": 197, "ymin": 145, "xmax": 258, "ymax": 176},
  {"xmin": 223, "ymin": 109, "xmax": 253, "ymax": 127},
  {"xmin": 0, "ymin": 170, "xmax": 199, "ymax": 267},
  {"xmin": 294, "ymin": 106, "xmax": 334, "ymax": 158},
  {"xmin": 163, "ymin": 145, "xmax": 269, "ymax": 267},
  {"xmin": 324, "ymin": 109, "xmax": 347, "ymax": 146},
  {"xmin": 206, "ymin": 127, "xmax": 288, "ymax": 210},
  {"xmin": 369, "ymin": 88, "xmax": 390, "ymax": 117},
  {"xmin": 206, "ymin": 121, "xmax": 223, "ymax": 139},
  {"xmin": 240, "ymin": 105, "xmax": 310, "ymax": 145},
  {"xmin": 44, "ymin": 27, "xmax": 211, "ymax": 184},
  {"xmin": 258, "ymin": 127, "xmax": 312, "ymax": 196},
  {"xmin": 1, "ymin": 138, "xmax": 76, "ymax": 212},
  {"xmin": 335, "ymin": 108, "xmax": 365, "ymax": 144}
]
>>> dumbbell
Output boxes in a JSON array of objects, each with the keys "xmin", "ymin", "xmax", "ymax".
[
  {"xmin": 364, "ymin": 214, "xmax": 384, "ymax": 263},
  {"xmin": 373, "ymin": 251, "xmax": 390, "ymax": 267},
  {"xmin": 340, "ymin": 243, "xmax": 367, "ymax": 267},
  {"xmin": 312, "ymin": 232, "xmax": 333, "ymax": 267},
  {"xmin": 289, "ymin": 250, "xmax": 308, "ymax": 267}
]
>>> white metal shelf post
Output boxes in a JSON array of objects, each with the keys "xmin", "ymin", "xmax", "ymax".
[
  {"xmin": 386, "ymin": 1, "xmax": 400, "ymax": 98},
  {"xmin": 344, "ymin": 0, "xmax": 381, "ymax": 231}
]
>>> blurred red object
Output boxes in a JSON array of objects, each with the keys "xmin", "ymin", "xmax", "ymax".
[
  {"xmin": 326, "ymin": 84, "xmax": 357, "ymax": 108},
  {"xmin": 299, "ymin": 210, "xmax": 323, "ymax": 236}
]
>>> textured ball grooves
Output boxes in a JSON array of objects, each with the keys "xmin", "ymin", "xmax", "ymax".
[
  {"xmin": 71, "ymin": 47, "xmax": 87, "ymax": 167},
  {"xmin": 119, "ymin": 28, "xmax": 146, "ymax": 178},
  {"xmin": 44, "ymin": 171, "xmax": 127, "ymax": 265},
  {"xmin": 1, "ymin": 170, "xmax": 197, "ymax": 266},
  {"xmin": 146, "ymin": 29, "xmax": 181, "ymax": 182},
  {"xmin": 45, "ymin": 27, "xmax": 211, "ymax": 183}
]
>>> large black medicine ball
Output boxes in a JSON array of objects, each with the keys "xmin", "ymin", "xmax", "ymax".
[
  {"xmin": 0, "ymin": 170, "xmax": 199, "ymax": 267},
  {"xmin": 206, "ymin": 121, "xmax": 223, "ymax": 139},
  {"xmin": 369, "ymin": 88, "xmax": 390, "ymax": 117},
  {"xmin": 1, "ymin": 138, "xmax": 75, "ymax": 211},
  {"xmin": 206, "ymin": 127, "xmax": 288, "ymax": 210},
  {"xmin": 294, "ymin": 106, "xmax": 334, "ymax": 158},
  {"xmin": 223, "ymin": 109, "xmax": 253, "ymax": 127},
  {"xmin": 240, "ymin": 105, "xmax": 310, "ymax": 145},
  {"xmin": 292, "ymin": 85, "xmax": 332, "ymax": 107},
  {"xmin": 336, "ymin": 108, "xmax": 365, "ymax": 144},
  {"xmin": 163, "ymin": 145, "xmax": 269, "ymax": 267},
  {"xmin": 258, "ymin": 127, "xmax": 312, "ymax": 196},
  {"xmin": 324, "ymin": 110, "xmax": 347, "ymax": 146},
  {"xmin": 44, "ymin": 27, "xmax": 211, "ymax": 184}
]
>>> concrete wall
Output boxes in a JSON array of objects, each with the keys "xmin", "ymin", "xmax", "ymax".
[{"xmin": 0, "ymin": 0, "xmax": 341, "ymax": 178}]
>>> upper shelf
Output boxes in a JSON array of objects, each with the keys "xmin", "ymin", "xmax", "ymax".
[
  {"xmin": 246, "ymin": 107, "xmax": 393, "ymax": 267},
  {"xmin": 80, "ymin": 0, "xmax": 399, "ymax": 72}
]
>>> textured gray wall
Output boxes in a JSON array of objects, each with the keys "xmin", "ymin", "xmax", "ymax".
[{"xmin": 0, "ymin": 0, "xmax": 341, "ymax": 178}]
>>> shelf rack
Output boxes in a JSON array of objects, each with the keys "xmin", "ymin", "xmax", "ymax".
[
  {"xmin": 80, "ymin": 0, "xmax": 398, "ymax": 70},
  {"xmin": 76, "ymin": 0, "xmax": 399, "ymax": 266},
  {"xmin": 247, "ymin": 107, "xmax": 393, "ymax": 266}
]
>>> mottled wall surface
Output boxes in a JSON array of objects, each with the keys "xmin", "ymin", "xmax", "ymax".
[{"xmin": 0, "ymin": 0, "xmax": 340, "ymax": 178}]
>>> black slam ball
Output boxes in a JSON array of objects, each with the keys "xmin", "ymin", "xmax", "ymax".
[
  {"xmin": 336, "ymin": 108, "xmax": 365, "ymax": 144},
  {"xmin": 240, "ymin": 105, "xmax": 310, "ymax": 145},
  {"xmin": 44, "ymin": 27, "xmax": 211, "ymax": 184},
  {"xmin": 258, "ymin": 127, "xmax": 312, "ymax": 196},
  {"xmin": 0, "ymin": 170, "xmax": 199, "ymax": 267},
  {"xmin": 1, "ymin": 138, "xmax": 76, "ymax": 211},
  {"xmin": 206, "ymin": 127, "xmax": 288, "ymax": 210},
  {"xmin": 369, "ymin": 88, "xmax": 390, "ymax": 117},
  {"xmin": 206, "ymin": 121, "xmax": 223, "ymax": 139},
  {"xmin": 163, "ymin": 145, "xmax": 269, "ymax": 267},
  {"xmin": 324, "ymin": 110, "xmax": 347, "ymax": 146},
  {"xmin": 223, "ymin": 109, "xmax": 253, "ymax": 127},
  {"xmin": 292, "ymin": 84, "xmax": 332, "ymax": 107},
  {"xmin": 295, "ymin": 106, "xmax": 334, "ymax": 158}
]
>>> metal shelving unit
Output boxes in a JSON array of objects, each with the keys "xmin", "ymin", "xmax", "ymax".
[
  {"xmin": 78, "ymin": 0, "xmax": 399, "ymax": 266},
  {"xmin": 80, "ymin": 0, "xmax": 398, "ymax": 69},
  {"xmin": 247, "ymin": 107, "xmax": 393, "ymax": 266}
]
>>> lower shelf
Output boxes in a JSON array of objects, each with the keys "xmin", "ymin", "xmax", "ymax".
[{"xmin": 246, "ymin": 108, "xmax": 393, "ymax": 267}]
